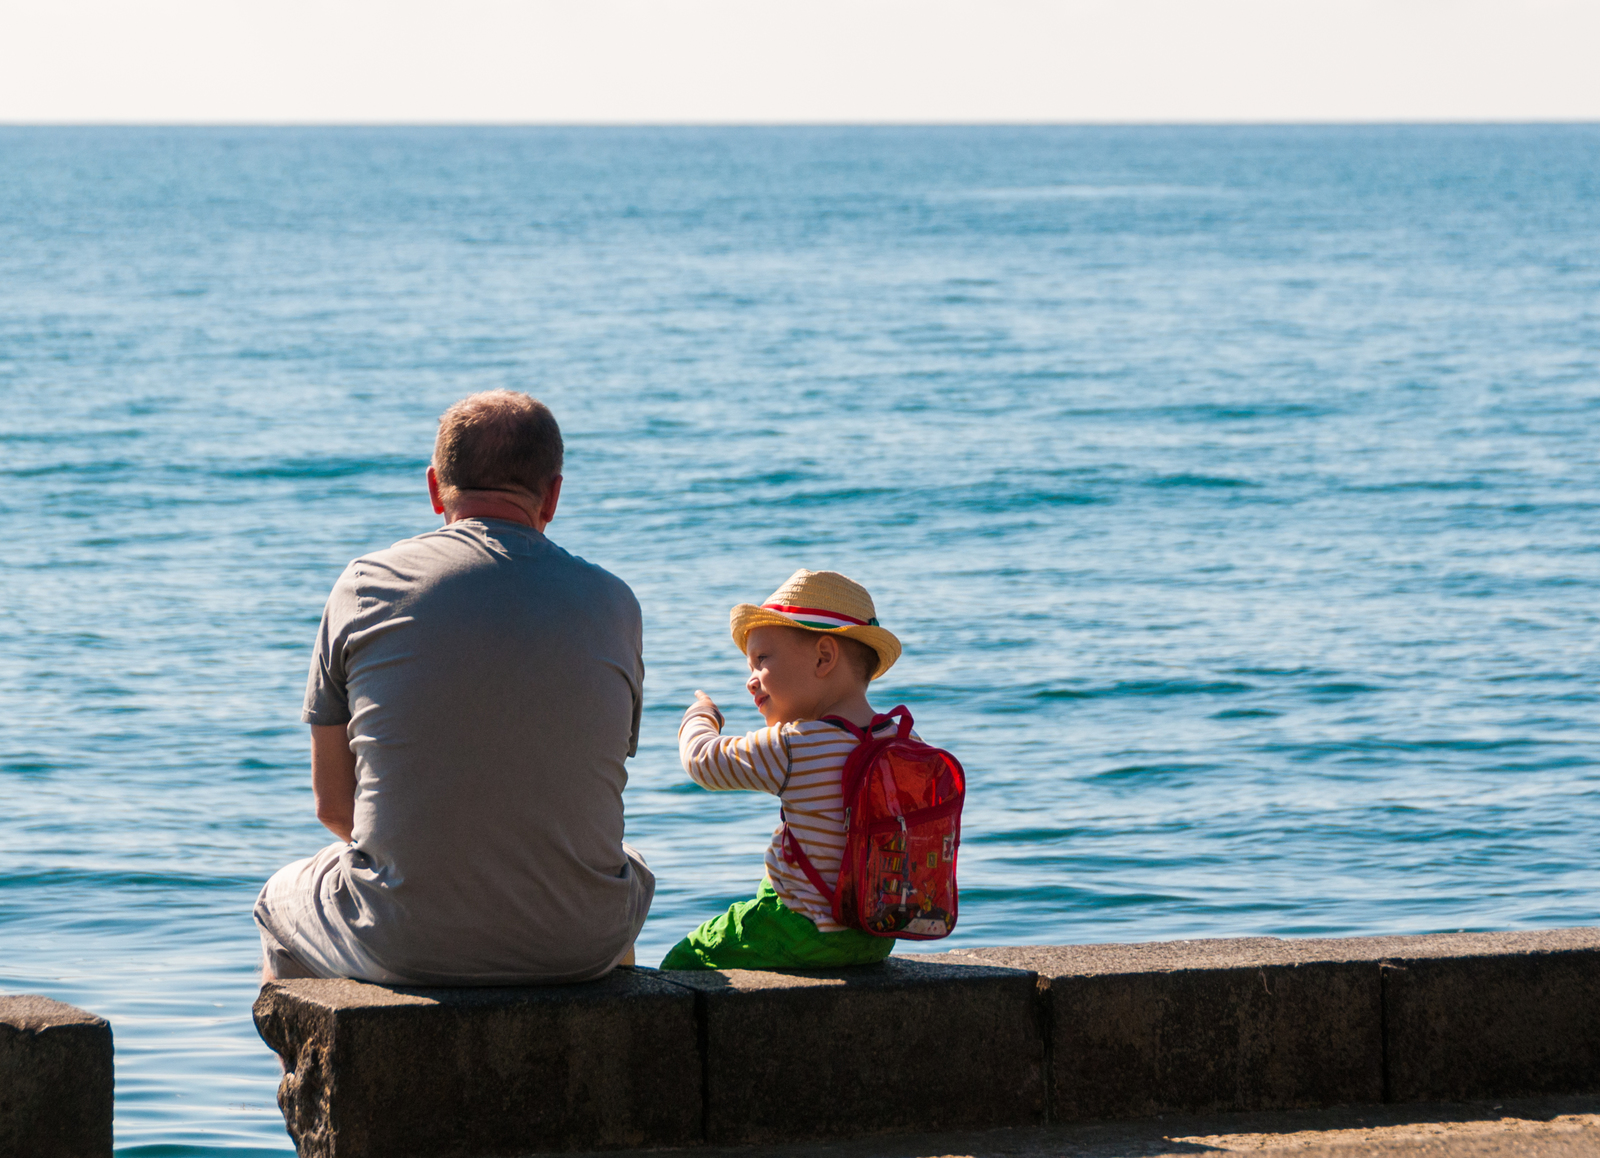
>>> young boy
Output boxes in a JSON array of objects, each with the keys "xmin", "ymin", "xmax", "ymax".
[{"xmin": 659, "ymin": 568, "xmax": 909, "ymax": 970}]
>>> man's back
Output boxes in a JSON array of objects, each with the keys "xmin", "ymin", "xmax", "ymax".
[{"xmin": 296, "ymin": 517, "xmax": 646, "ymax": 984}]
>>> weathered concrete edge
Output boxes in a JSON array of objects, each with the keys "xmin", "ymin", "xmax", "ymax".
[
  {"xmin": 655, "ymin": 957, "xmax": 1047, "ymax": 1144},
  {"xmin": 921, "ymin": 926, "xmax": 1600, "ymax": 1121},
  {"xmin": 254, "ymin": 970, "xmax": 702, "ymax": 1155},
  {"xmin": 0, "ymin": 995, "xmax": 115, "ymax": 1158},
  {"xmin": 921, "ymin": 925, "xmax": 1600, "ymax": 976},
  {"xmin": 250, "ymin": 927, "xmax": 1600, "ymax": 1152}
]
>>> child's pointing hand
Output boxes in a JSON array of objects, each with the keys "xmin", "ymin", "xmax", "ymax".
[{"xmin": 690, "ymin": 689, "xmax": 725, "ymax": 729}]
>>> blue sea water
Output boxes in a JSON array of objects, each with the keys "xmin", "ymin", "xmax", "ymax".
[{"xmin": 1, "ymin": 125, "xmax": 1598, "ymax": 1152}]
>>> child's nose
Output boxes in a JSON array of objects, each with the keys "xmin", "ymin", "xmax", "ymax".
[{"xmin": 745, "ymin": 673, "xmax": 760, "ymax": 693}]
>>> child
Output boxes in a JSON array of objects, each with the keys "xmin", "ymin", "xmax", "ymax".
[{"xmin": 659, "ymin": 568, "xmax": 911, "ymax": 971}]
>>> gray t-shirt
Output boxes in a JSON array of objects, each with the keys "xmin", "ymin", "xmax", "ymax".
[{"xmin": 289, "ymin": 518, "xmax": 648, "ymax": 984}]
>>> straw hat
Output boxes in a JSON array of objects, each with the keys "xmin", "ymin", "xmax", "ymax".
[{"xmin": 730, "ymin": 569, "xmax": 901, "ymax": 680}]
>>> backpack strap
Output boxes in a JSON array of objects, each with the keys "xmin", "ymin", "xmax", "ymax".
[
  {"xmin": 823, "ymin": 707, "xmax": 916, "ymax": 802},
  {"xmin": 780, "ymin": 814, "xmax": 836, "ymax": 904},
  {"xmin": 821, "ymin": 704, "xmax": 915, "ymax": 740},
  {"xmin": 783, "ymin": 708, "xmax": 919, "ymax": 907},
  {"xmin": 819, "ymin": 714, "xmax": 870, "ymax": 741},
  {"xmin": 884, "ymin": 705, "xmax": 914, "ymax": 739}
]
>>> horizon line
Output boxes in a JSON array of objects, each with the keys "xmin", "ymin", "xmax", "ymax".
[{"xmin": 4, "ymin": 118, "xmax": 1600, "ymax": 130}]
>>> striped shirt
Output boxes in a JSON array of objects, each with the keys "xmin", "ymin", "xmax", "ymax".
[{"xmin": 678, "ymin": 706, "xmax": 911, "ymax": 933}]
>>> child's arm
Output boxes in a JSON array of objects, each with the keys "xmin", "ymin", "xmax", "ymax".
[{"xmin": 678, "ymin": 691, "xmax": 788, "ymax": 794}]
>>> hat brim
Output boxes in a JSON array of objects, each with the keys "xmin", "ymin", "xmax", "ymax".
[{"xmin": 730, "ymin": 604, "xmax": 901, "ymax": 681}]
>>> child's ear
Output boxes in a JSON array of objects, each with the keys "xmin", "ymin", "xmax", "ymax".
[{"xmin": 813, "ymin": 635, "xmax": 840, "ymax": 678}]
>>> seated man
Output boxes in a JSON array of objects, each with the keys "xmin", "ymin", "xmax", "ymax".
[{"xmin": 254, "ymin": 390, "xmax": 652, "ymax": 985}]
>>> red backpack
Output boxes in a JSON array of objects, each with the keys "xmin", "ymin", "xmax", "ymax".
[{"xmin": 781, "ymin": 705, "xmax": 966, "ymax": 940}]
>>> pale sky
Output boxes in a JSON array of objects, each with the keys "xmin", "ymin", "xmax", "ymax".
[{"xmin": 2, "ymin": 0, "xmax": 1597, "ymax": 124}]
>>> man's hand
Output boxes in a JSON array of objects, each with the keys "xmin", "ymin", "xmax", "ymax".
[{"xmin": 311, "ymin": 724, "xmax": 357, "ymax": 843}]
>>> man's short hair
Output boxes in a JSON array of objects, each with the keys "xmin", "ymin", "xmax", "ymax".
[{"xmin": 433, "ymin": 391, "xmax": 563, "ymax": 505}]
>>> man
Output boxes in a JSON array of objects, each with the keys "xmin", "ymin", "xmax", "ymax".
[{"xmin": 254, "ymin": 391, "xmax": 652, "ymax": 985}]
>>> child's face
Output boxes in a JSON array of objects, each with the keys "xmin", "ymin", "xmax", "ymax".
[{"xmin": 744, "ymin": 626, "xmax": 820, "ymax": 726}]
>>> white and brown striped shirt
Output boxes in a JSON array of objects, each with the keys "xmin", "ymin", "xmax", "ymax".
[{"xmin": 678, "ymin": 706, "xmax": 909, "ymax": 932}]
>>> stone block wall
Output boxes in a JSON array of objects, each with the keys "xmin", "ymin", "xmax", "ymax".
[
  {"xmin": 253, "ymin": 970, "xmax": 699, "ymax": 1157},
  {"xmin": 253, "ymin": 926, "xmax": 1600, "ymax": 1156},
  {"xmin": 937, "ymin": 927, "xmax": 1600, "ymax": 1123},
  {"xmin": 665, "ymin": 958, "xmax": 1043, "ymax": 1144},
  {"xmin": 0, "ymin": 995, "xmax": 114, "ymax": 1158}
]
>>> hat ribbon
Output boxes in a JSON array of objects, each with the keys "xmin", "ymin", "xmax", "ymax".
[{"xmin": 762, "ymin": 603, "xmax": 880, "ymax": 630}]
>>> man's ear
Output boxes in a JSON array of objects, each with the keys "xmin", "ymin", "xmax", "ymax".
[
  {"xmin": 813, "ymin": 634, "xmax": 841, "ymax": 678},
  {"xmin": 426, "ymin": 466, "xmax": 446, "ymax": 515},
  {"xmin": 538, "ymin": 475, "xmax": 563, "ymax": 527}
]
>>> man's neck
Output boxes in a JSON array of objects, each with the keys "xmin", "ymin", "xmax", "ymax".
[{"xmin": 443, "ymin": 494, "xmax": 545, "ymax": 531}]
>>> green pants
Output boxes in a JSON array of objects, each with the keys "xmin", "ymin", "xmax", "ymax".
[{"xmin": 659, "ymin": 878, "xmax": 895, "ymax": 971}]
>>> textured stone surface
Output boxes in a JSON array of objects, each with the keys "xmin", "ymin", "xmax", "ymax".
[
  {"xmin": 1236, "ymin": 929, "xmax": 1600, "ymax": 1102},
  {"xmin": 0, "ymin": 995, "xmax": 114, "ymax": 1158},
  {"xmin": 928, "ymin": 928, "xmax": 1600, "ymax": 1120},
  {"xmin": 936, "ymin": 928, "xmax": 1600, "ymax": 975},
  {"xmin": 933, "ymin": 936, "xmax": 1319, "ymax": 976},
  {"xmin": 598, "ymin": 1094, "xmax": 1600, "ymax": 1158},
  {"xmin": 1291, "ymin": 928, "xmax": 1600, "ymax": 965},
  {"xmin": 1373, "ymin": 934, "xmax": 1600, "ymax": 1102},
  {"xmin": 661, "ymin": 956, "xmax": 1044, "ymax": 1144},
  {"xmin": 252, "ymin": 930, "xmax": 1600, "ymax": 1155},
  {"xmin": 931, "ymin": 942, "xmax": 1381, "ymax": 1121},
  {"xmin": 253, "ymin": 968, "xmax": 699, "ymax": 1157}
]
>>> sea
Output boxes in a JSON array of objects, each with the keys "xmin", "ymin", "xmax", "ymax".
[{"xmin": 2, "ymin": 125, "xmax": 1597, "ymax": 1154}]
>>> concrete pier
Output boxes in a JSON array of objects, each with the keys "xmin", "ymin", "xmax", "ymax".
[
  {"xmin": 664, "ymin": 957, "xmax": 1043, "ymax": 1144},
  {"xmin": 253, "ymin": 969, "xmax": 699, "ymax": 1157},
  {"xmin": 936, "ymin": 927, "xmax": 1600, "ymax": 1120},
  {"xmin": 0, "ymin": 995, "xmax": 114, "ymax": 1158},
  {"xmin": 602, "ymin": 1094, "xmax": 1600, "ymax": 1158},
  {"xmin": 254, "ymin": 927, "xmax": 1600, "ymax": 1156},
  {"xmin": 930, "ymin": 938, "xmax": 1385, "ymax": 1120}
]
